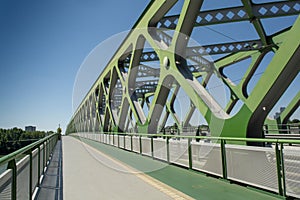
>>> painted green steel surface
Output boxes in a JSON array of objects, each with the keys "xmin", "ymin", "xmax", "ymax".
[{"xmin": 67, "ymin": 0, "xmax": 300, "ymax": 141}]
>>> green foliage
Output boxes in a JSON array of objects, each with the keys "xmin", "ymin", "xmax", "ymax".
[
  {"xmin": 291, "ymin": 119, "xmax": 300, "ymax": 124},
  {"xmin": 0, "ymin": 127, "xmax": 50, "ymax": 155}
]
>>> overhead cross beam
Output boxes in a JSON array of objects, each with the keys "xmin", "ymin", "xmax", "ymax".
[{"xmin": 158, "ymin": 1, "xmax": 300, "ymax": 29}]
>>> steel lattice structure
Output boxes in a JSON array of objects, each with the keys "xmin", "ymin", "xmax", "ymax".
[{"xmin": 67, "ymin": 0, "xmax": 300, "ymax": 142}]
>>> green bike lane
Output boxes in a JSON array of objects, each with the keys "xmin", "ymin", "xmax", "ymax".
[{"xmin": 72, "ymin": 136, "xmax": 282, "ymax": 200}]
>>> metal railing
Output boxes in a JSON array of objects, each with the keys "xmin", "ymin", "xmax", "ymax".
[
  {"xmin": 74, "ymin": 132, "xmax": 300, "ymax": 199},
  {"xmin": 263, "ymin": 124, "xmax": 300, "ymax": 134},
  {"xmin": 0, "ymin": 133, "xmax": 58, "ymax": 200}
]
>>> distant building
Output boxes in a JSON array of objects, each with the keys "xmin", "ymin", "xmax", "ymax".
[{"xmin": 25, "ymin": 126, "xmax": 36, "ymax": 132}]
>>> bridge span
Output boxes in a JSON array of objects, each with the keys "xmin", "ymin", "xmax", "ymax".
[
  {"xmin": 64, "ymin": 0, "xmax": 300, "ymax": 197},
  {"xmin": 1, "ymin": 133, "xmax": 299, "ymax": 199},
  {"xmin": 1, "ymin": 0, "xmax": 299, "ymax": 199}
]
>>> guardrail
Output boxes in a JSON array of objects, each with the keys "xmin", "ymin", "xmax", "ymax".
[
  {"xmin": 263, "ymin": 124, "xmax": 300, "ymax": 134},
  {"xmin": 74, "ymin": 132, "xmax": 300, "ymax": 199},
  {"xmin": 0, "ymin": 133, "xmax": 58, "ymax": 200},
  {"xmin": 265, "ymin": 134, "xmax": 300, "ymax": 140}
]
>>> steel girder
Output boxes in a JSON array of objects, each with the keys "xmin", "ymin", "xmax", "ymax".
[{"xmin": 67, "ymin": 0, "xmax": 300, "ymax": 143}]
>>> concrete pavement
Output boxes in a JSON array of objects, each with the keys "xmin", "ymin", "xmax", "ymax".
[{"xmin": 62, "ymin": 136, "xmax": 190, "ymax": 200}]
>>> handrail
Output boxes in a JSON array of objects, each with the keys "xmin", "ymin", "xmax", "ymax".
[
  {"xmin": 265, "ymin": 134, "xmax": 300, "ymax": 140},
  {"xmin": 0, "ymin": 133, "xmax": 58, "ymax": 200},
  {"xmin": 74, "ymin": 132, "xmax": 300, "ymax": 198},
  {"xmin": 91, "ymin": 132, "xmax": 300, "ymax": 144},
  {"xmin": 0, "ymin": 133, "xmax": 58, "ymax": 166}
]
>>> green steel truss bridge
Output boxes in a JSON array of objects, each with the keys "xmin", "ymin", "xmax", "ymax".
[
  {"xmin": 67, "ymin": 0, "xmax": 300, "ymax": 141},
  {"xmin": 2, "ymin": 1, "xmax": 300, "ymax": 199}
]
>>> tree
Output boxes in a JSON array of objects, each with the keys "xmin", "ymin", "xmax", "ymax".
[
  {"xmin": 0, "ymin": 128, "xmax": 50, "ymax": 155},
  {"xmin": 291, "ymin": 119, "xmax": 300, "ymax": 124}
]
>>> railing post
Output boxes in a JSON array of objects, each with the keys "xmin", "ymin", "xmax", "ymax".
[
  {"xmin": 188, "ymin": 138, "xmax": 192, "ymax": 169},
  {"xmin": 7, "ymin": 159, "xmax": 17, "ymax": 200},
  {"xmin": 280, "ymin": 143, "xmax": 286, "ymax": 197},
  {"xmin": 38, "ymin": 146, "xmax": 41, "ymax": 187},
  {"xmin": 117, "ymin": 134, "xmax": 120, "ymax": 148},
  {"xmin": 110, "ymin": 133, "xmax": 112, "ymax": 145},
  {"xmin": 50, "ymin": 137, "xmax": 53, "ymax": 152},
  {"xmin": 124, "ymin": 134, "xmax": 126, "ymax": 149},
  {"xmin": 275, "ymin": 143, "xmax": 283, "ymax": 196},
  {"xmin": 29, "ymin": 151, "xmax": 33, "ymax": 199},
  {"xmin": 43, "ymin": 142, "xmax": 45, "ymax": 173},
  {"xmin": 220, "ymin": 139, "xmax": 227, "ymax": 180},
  {"xmin": 151, "ymin": 136, "xmax": 154, "ymax": 158},
  {"xmin": 50, "ymin": 137, "xmax": 52, "ymax": 153},
  {"xmin": 45, "ymin": 140, "xmax": 50, "ymax": 162},
  {"xmin": 45, "ymin": 140, "xmax": 48, "ymax": 166},
  {"xmin": 130, "ymin": 135, "xmax": 133, "ymax": 152},
  {"xmin": 264, "ymin": 124, "xmax": 269, "ymax": 134},
  {"xmin": 166, "ymin": 136, "xmax": 170, "ymax": 163},
  {"xmin": 112, "ymin": 133, "xmax": 115, "ymax": 146},
  {"xmin": 48, "ymin": 139, "xmax": 50, "ymax": 159},
  {"xmin": 52, "ymin": 136, "xmax": 54, "ymax": 151},
  {"xmin": 139, "ymin": 135, "xmax": 142, "ymax": 154}
]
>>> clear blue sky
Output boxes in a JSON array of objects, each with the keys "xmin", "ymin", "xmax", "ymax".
[
  {"xmin": 0, "ymin": 0, "xmax": 149, "ymax": 132},
  {"xmin": 0, "ymin": 0, "xmax": 298, "ymax": 132}
]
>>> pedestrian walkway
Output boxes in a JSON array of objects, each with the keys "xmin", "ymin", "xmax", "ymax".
[
  {"xmin": 63, "ymin": 136, "xmax": 282, "ymax": 200},
  {"xmin": 63, "ymin": 136, "xmax": 190, "ymax": 200},
  {"xmin": 34, "ymin": 140, "xmax": 63, "ymax": 200}
]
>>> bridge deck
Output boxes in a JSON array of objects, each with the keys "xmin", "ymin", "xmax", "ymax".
[{"xmin": 62, "ymin": 136, "xmax": 281, "ymax": 200}]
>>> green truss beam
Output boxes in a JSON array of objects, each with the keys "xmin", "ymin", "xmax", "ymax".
[{"xmin": 67, "ymin": 0, "xmax": 300, "ymax": 145}]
